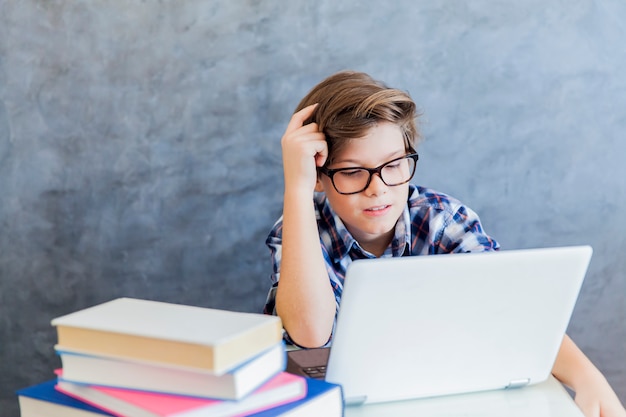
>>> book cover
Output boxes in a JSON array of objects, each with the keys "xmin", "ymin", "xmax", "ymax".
[
  {"xmin": 56, "ymin": 342, "xmax": 286, "ymax": 400},
  {"xmin": 56, "ymin": 371, "xmax": 307, "ymax": 417},
  {"xmin": 17, "ymin": 379, "xmax": 115, "ymax": 417},
  {"xmin": 51, "ymin": 297, "xmax": 283, "ymax": 374},
  {"xmin": 248, "ymin": 377, "xmax": 344, "ymax": 417}
]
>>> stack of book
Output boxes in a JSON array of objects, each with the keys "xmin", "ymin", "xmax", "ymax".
[{"xmin": 16, "ymin": 297, "xmax": 343, "ymax": 417}]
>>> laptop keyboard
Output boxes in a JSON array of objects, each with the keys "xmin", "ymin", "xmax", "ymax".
[
  {"xmin": 302, "ymin": 365, "xmax": 326, "ymax": 379},
  {"xmin": 286, "ymin": 347, "xmax": 331, "ymax": 380}
]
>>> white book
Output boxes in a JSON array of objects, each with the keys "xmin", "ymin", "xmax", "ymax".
[
  {"xmin": 56, "ymin": 343, "xmax": 286, "ymax": 400},
  {"xmin": 51, "ymin": 298, "xmax": 283, "ymax": 374}
]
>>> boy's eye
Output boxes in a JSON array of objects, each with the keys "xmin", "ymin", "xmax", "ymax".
[
  {"xmin": 385, "ymin": 162, "xmax": 401, "ymax": 169},
  {"xmin": 338, "ymin": 169, "xmax": 366, "ymax": 178}
]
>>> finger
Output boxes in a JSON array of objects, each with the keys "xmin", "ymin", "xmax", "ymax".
[
  {"xmin": 283, "ymin": 129, "xmax": 327, "ymax": 160},
  {"xmin": 314, "ymin": 142, "xmax": 328, "ymax": 168},
  {"xmin": 315, "ymin": 152, "xmax": 328, "ymax": 168},
  {"xmin": 292, "ymin": 121, "xmax": 322, "ymax": 136},
  {"xmin": 281, "ymin": 124, "xmax": 324, "ymax": 149},
  {"xmin": 285, "ymin": 103, "xmax": 319, "ymax": 134}
]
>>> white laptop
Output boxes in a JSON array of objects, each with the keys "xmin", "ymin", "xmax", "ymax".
[{"xmin": 288, "ymin": 245, "xmax": 593, "ymax": 405}]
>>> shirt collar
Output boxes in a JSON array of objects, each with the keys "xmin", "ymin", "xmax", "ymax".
[{"xmin": 391, "ymin": 202, "xmax": 411, "ymax": 257}]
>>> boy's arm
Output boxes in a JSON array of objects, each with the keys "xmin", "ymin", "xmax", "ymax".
[
  {"xmin": 274, "ymin": 104, "xmax": 337, "ymax": 348},
  {"xmin": 552, "ymin": 334, "xmax": 626, "ymax": 417}
]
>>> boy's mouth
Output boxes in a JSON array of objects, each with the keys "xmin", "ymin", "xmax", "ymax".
[{"xmin": 364, "ymin": 204, "xmax": 391, "ymax": 216}]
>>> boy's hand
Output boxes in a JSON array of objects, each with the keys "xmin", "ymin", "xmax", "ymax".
[
  {"xmin": 553, "ymin": 335, "xmax": 626, "ymax": 417},
  {"xmin": 574, "ymin": 374, "xmax": 626, "ymax": 417},
  {"xmin": 281, "ymin": 103, "xmax": 327, "ymax": 194}
]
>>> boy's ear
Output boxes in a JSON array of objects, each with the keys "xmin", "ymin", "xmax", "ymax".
[{"xmin": 314, "ymin": 175, "xmax": 325, "ymax": 192}]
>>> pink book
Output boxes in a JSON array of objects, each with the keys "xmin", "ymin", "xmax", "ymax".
[{"xmin": 55, "ymin": 372, "xmax": 307, "ymax": 417}]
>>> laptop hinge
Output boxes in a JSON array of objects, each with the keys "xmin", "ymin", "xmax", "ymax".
[
  {"xmin": 505, "ymin": 378, "xmax": 531, "ymax": 389},
  {"xmin": 344, "ymin": 395, "xmax": 367, "ymax": 406}
]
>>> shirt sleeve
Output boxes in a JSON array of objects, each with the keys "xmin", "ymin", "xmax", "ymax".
[
  {"xmin": 263, "ymin": 218, "xmax": 282, "ymax": 316},
  {"xmin": 409, "ymin": 187, "xmax": 500, "ymax": 255},
  {"xmin": 434, "ymin": 204, "xmax": 500, "ymax": 254}
]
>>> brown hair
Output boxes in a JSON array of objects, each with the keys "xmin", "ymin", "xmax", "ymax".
[{"xmin": 294, "ymin": 70, "xmax": 421, "ymax": 164}]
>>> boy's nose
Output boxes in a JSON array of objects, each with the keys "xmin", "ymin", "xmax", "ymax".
[{"xmin": 364, "ymin": 173, "xmax": 388, "ymax": 196}]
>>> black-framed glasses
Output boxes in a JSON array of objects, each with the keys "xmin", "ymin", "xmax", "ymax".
[{"xmin": 318, "ymin": 152, "xmax": 419, "ymax": 195}]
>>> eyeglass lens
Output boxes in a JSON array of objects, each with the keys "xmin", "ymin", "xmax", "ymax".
[{"xmin": 332, "ymin": 155, "xmax": 416, "ymax": 194}]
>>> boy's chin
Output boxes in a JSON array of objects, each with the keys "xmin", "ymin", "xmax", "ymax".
[{"xmin": 355, "ymin": 221, "xmax": 398, "ymax": 238}]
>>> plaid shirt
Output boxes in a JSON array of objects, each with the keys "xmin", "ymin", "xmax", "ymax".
[{"xmin": 263, "ymin": 184, "xmax": 499, "ymax": 346}]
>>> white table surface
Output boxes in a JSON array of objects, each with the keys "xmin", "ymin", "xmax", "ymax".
[{"xmin": 344, "ymin": 376, "xmax": 584, "ymax": 417}]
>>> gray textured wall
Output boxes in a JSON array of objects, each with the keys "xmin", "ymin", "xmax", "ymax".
[{"xmin": 1, "ymin": 1, "xmax": 625, "ymax": 415}]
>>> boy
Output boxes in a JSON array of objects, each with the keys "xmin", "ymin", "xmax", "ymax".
[{"xmin": 264, "ymin": 70, "xmax": 625, "ymax": 417}]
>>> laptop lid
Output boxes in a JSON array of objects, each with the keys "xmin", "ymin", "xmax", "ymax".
[{"xmin": 324, "ymin": 245, "xmax": 592, "ymax": 405}]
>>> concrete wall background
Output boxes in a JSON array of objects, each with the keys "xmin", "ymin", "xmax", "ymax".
[{"xmin": 1, "ymin": 1, "xmax": 624, "ymax": 415}]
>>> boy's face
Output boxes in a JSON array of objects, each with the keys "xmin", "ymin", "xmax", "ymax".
[{"xmin": 316, "ymin": 122, "xmax": 411, "ymax": 255}]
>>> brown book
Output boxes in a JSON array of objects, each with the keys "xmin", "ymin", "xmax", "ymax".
[{"xmin": 51, "ymin": 298, "xmax": 283, "ymax": 374}]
